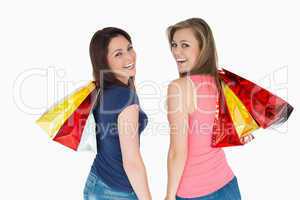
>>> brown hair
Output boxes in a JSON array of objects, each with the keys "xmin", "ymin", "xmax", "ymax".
[
  {"xmin": 89, "ymin": 27, "xmax": 136, "ymax": 104},
  {"xmin": 167, "ymin": 18, "xmax": 221, "ymax": 90}
]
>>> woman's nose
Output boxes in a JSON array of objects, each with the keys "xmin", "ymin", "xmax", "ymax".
[
  {"xmin": 125, "ymin": 52, "xmax": 134, "ymax": 62},
  {"xmin": 172, "ymin": 47, "xmax": 182, "ymax": 57}
]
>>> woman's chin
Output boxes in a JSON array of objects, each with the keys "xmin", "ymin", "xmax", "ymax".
[
  {"xmin": 127, "ymin": 68, "xmax": 136, "ymax": 77},
  {"xmin": 117, "ymin": 68, "xmax": 136, "ymax": 78},
  {"xmin": 177, "ymin": 66, "xmax": 189, "ymax": 74}
]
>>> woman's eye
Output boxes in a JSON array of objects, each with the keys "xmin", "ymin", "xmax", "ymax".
[
  {"xmin": 128, "ymin": 46, "xmax": 133, "ymax": 51},
  {"xmin": 182, "ymin": 43, "xmax": 189, "ymax": 48},
  {"xmin": 171, "ymin": 43, "xmax": 177, "ymax": 48},
  {"xmin": 115, "ymin": 52, "xmax": 122, "ymax": 57}
]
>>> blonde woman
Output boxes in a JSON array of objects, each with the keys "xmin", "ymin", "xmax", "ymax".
[{"xmin": 165, "ymin": 18, "xmax": 252, "ymax": 200}]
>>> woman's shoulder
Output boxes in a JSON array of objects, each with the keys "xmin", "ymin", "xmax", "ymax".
[
  {"xmin": 93, "ymin": 86, "xmax": 139, "ymax": 116},
  {"xmin": 107, "ymin": 85, "xmax": 137, "ymax": 98},
  {"xmin": 167, "ymin": 77, "xmax": 194, "ymax": 96},
  {"xmin": 188, "ymin": 74, "xmax": 215, "ymax": 83},
  {"xmin": 104, "ymin": 85, "xmax": 139, "ymax": 108},
  {"xmin": 167, "ymin": 77, "xmax": 195, "ymax": 112}
]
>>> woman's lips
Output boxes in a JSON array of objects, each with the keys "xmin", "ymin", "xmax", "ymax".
[
  {"xmin": 176, "ymin": 58, "xmax": 187, "ymax": 65},
  {"xmin": 123, "ymin": 63, "xmax": 135, "ymax": 70}
]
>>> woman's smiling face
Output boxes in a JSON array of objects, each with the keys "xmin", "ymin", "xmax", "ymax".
[
  {"xmin": 107, "ymin": 35, "xmax": 136, "ymax": 83},
  {"xmin": 171, "ymin": 28, "xmax": 200, "ymax": 74}
]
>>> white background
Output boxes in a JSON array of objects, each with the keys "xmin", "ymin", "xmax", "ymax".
[{"xmin": 1, "ymin": 0, "xmax": 299, "ymax": 199}]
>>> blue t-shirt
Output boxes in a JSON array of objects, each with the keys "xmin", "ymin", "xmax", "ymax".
[{"xmin": 91, "ymin": 84, "xmax": 148, "ymax": 192}]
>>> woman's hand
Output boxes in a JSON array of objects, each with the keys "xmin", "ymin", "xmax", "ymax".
[{"xmin": 240, "ymin": 134, "xmax": 254, "ymax": 144}]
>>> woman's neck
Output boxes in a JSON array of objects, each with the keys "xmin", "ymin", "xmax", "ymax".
[{"xmin": 116, "ymin": 75, "xmax": 129, "ymax": 85}]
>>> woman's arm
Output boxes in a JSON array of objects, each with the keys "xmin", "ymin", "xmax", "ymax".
[
  {"xmin": 165, "ymin": 78, "xmax": 193, "ymax": 200},
  {"xmin": 118, "ymin": 104, "xmax": 152, "ymax": 200}
]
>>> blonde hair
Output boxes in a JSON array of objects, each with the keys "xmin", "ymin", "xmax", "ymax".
[{"xmin": 167, "ymin": 18, "xmax": 221, "ymax": 90}]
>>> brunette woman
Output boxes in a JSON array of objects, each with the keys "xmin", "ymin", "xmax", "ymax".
[{"xmin": 84, "ymin": 27, "xmax": 151, "ymax": 200}]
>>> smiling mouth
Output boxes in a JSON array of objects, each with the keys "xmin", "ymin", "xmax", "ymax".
[
  {"xmin": 123, "ymin": 63, "xmax": 135, "ymax": 69},
  {"xmin": 176, "ymin": 58, "xmax": 187, "ymax": 64}
]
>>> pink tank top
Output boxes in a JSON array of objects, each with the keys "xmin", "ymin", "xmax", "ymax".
[{"xmin": 176, "ymin": 74, "xmax": 234, "ymax": 198}]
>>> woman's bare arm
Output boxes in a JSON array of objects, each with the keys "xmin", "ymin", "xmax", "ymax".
[
  {"xmin": 118, "ymin": 104, "xmax": 152, "ymax": 200},
  {"xmin": 165, "ymin": 78, "xmax": 193, "ymax": 200}
]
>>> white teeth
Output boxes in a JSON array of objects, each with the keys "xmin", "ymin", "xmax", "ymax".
[
  {"xmin": 124, "ymin": 63, "xmax": 134, "ymax": 69},
  {"xmin": 125, "ymin": 63, "xmax": 133, "ymax": 67},
  {"xmin": 176, "ymin": 58, "xmax": 187, "ymax": 62}
]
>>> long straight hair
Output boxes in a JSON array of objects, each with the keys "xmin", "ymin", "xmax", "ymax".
[{"xmin": 167, "ymin": 18, "xmax": 221, "ymax": 91}]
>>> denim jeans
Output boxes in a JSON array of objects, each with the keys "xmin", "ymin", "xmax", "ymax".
[
  {"xmin": 176, "ymin": 176, "xmax": 241, "ymax": 200},
  {"xmin": 83, "ymin": 170, "xmax": 138, "ymax": 200}
]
